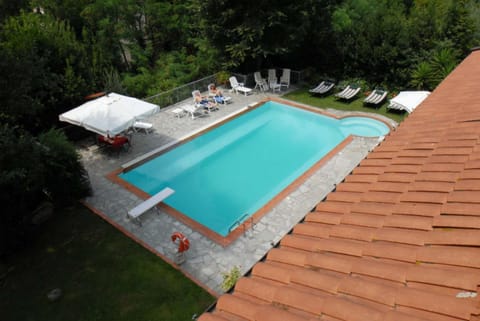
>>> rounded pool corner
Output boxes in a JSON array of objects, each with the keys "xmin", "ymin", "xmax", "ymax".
[{"xmin": 339, "ymin": 116, "xmax": 391, "ymax": 137}]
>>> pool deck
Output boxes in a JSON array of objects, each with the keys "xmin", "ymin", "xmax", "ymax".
[{"xmin": 78, "ymin": 88, "xmax": 397, "ymax": 295}]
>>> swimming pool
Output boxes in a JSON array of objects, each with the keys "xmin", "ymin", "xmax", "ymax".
[{"xmin": 119, "ymin": 101, "xmax": 389, "ymax": 237}]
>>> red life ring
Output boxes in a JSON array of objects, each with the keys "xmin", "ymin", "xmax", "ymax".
[{"xmin": 171, "ymin": 232, "xmax": 190, "ymax": 253}]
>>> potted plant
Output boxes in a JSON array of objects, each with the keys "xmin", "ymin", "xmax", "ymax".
[{"xmin": 215, "ymin": 70, "xmax": 230, "ymax": 87}]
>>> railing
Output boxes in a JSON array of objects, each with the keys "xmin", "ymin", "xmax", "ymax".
[
  {"xmin": 228, "ymin": 213, "xmax": 250, "ymax": 233},
  {"xmin": 143, "ymin": 69, "xmax": 305, "ymax": 108}
]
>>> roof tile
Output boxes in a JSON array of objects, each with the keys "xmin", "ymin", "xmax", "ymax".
[
  {"xmin": 360, "ymin": 191, "xmax": 401, "ymax": 204},
  {"xmin": 384, "ymin": 164, "xmax": 423, "ymax": 173},
  {"xmin": 396, "ymin": 306, "xmax": 468, "ymax": 321},
  {"xmin": 305, "ymin": 212, "xmax": 343, "ymax": 225},
  {"xmin": 197, "ymin": 313, "xmax": 231, "ymax": 321},
  {"xmin": 337, "ymin": 276, "xmax": 397, "ymax": 306},
  {"xmin": 266, "ymin": 248, "xmax": 307, "ymax": 267},
  {"xmin": 273, "ymin": 287, "xmax": 325, "ymax": 315},
  {"xmin": 293, "ymin": 223, "xmax": 332, "ymax": 239},
  {"xmin": 399, "ymin": 191, "xmax": 448, "ymax": 204},
  {"xmin": 408, "ymin": 181, "xmax": 454, "ymax": 193},
  {"xmin": 455, "ymin": 179, "xmax": 480, "ymax": 191},
  {"xmin": 341, "ymin": 212, "xmax": 385, "ymax": 228},
  {"xmin": 215, "ymin": 294, "xmax": 259, "ymax": 320},
  {"xmin": 392, "ymin": 203, "xmax": 442, "ymax": 217},
  {"xmin": 433, "ymin": 215, "xmax": 480, "ymax": 229},
  {"xmin": 364, "ymin": 242, "xmax": 418, "ymax": 263},
  {"xmin": 253, "ymin": 305, "xmax": 308, "ymax": 321},
  {"xmin": 315, "ymin": 201, "xmax": 352, "ymax": 214},
  {"xmin": 326, "ymin": 191, "xmax": 363, "ymax": 203},
  {"xmin": 377, "ymin": 173, "xmax": 417, "ymax": 183},
  {"xmin": 280, "ymin": 234, "xmax": 321, "ymax": 253},
  {"xmin": 305, "ymin": 253, "xmax": 354, "ymax": 274},
  {"xmin": 383, "ymin": 215, "xmax": 433, "ymax": 231},
  {"xmin": 448, "ymin": 191, "xmax": 480, "ymax": 203},
  {"xmin": 290, "ymin": 269, "xmax": 341, "ymax": 294},
  {"xmin": 322, "ymin": 296, "xmax": 384, "ymax": 321},
  {"xmin": 442, "ymin": 203, "xmax": 480, "ymax": 216},
  {"xmin": 383, "ymin": 310, "xmax": 431, "ymax": 321},
  {"xmin": 335, "ymin": 182, "xmax": 372, "ymax": 193},
  {"xmin": 344, "ymin": 174, "xmax": 379, "ymax": 183},
  {"xmin": 234, "ymin": 278, "xmax": 278, "ymax": 302},
  {"xmin": 406, "ymin": 264, "xmax": 480, "ymax": 291},
  {"xmin": 251, "ymin": 262, "xmax": 292, "ymax": 284},
  {"xmin": 396, "ymin": 287, "xmax": 475, "ymax": 320},
  {"xmin": 421, "ymin": 163, "xmax": 465, "ymax": 172},
  {"xmin": 426, "ymin": 155, "xmax": 470, "ymax": 164},
  {"xmin": 432, "ymin": 147, "xmax": 473, "ymax": 156},
  {"xmin": 416, "ymin": 246, "xmax": 480, "ymax": 268},
  {"xmin": 329, "ymin": 225, "xmax": 375, "ymax": 242},
  {"xmin": 415, "ymin": 172, "xmax": 458, "ymax": 182},
  {"xmin": 426, "ymin": 229, "xmax": 480, "ymax": 246},
  {"xmin": 391, "ymin": 157, "xmax": 428, "ymax": 165},
  {"xmin": 373, "ymin": 228, "xmax": 426, "ymax": 245},
  {"xmin": 351, "ymin": 258, "xmax": 408, "ymax": 283},
  {"xmin": 459, "ymin": 168, "xmax": 480, "ymax": 179},
  {"xmin": 350, "ymin": 202, "xmax": 393, "ymax": 215},
  {"xmin": 368, "ymin": 182, "xmax": 409, "ymax": 193}
]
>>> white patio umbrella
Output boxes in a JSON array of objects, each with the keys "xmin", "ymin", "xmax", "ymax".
[{"xmin": 59, "ymin": 93, "xmax": 160, "ymax": 137}]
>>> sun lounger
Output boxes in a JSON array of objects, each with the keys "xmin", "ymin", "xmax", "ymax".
[
  {"xmin": 387, "ymin": 91, "xmax": 430, "ymax": 113},
  {"xmin": 309, "ymin": 81, "xmax": 335, "ymax": 95},
  {"xmin": 132, "ymin": 120, "xmax": 153, "ymax": 133},
  {"xmin": 364, "ymin": 89, "xmax": 388, "ymax": 107},
  {"xmin": 229, "ymin": 76, "xmax": 253, "ymax": 96},
  {"xmin": 127, "ymin": 187, "xmax": 175, "ymax": 225},
  {"xmin": 182, "ymin": 104, "xmax": 205, "ymax": 119},
  {"xmin": 335, "ymin": 84, "xmax": 361, "ymax": 100}
]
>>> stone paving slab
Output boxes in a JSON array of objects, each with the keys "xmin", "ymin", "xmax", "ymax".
[{"xmin": 78, "ymin": 89, "xmax": 396, "ymax": 295}]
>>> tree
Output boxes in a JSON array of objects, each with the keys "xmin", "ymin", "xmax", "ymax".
[
  {"xmin": 199, "ymin": 0, "xmax": 321, "ymax": 70},
  {"xmin": 331, "ymin": 0, "xmax": 410, "ymax": 86},
  {"xmin": 0, "ymin": 12, "xmax": 90, "ymax": 133},
  {"xmin": 0, "ymin": 124, "xmax": 90, "ymax": 258}
]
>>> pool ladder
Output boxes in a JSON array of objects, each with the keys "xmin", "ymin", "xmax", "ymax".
[{"xmin": 228, "ymin": 213, "xmax": 256, "ymax": 235}]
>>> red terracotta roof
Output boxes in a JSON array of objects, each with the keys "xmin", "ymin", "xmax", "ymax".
[{"xmin": 199, "ymin": 49, "xmax": 480, "ymax": 321}]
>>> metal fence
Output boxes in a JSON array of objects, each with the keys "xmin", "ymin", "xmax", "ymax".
[{"xmin": 144, "ymin": 69, "xmax": 305, "ymax": 108}]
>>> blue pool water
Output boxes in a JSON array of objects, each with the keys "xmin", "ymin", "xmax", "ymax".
[{"xmin": 120, "ymin": 101, "xmax": 389, "ymax": 236}]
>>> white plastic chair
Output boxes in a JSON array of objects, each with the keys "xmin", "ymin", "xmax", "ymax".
[
  {"xmin": 280, "ymin": 68, "xmax": 290, "ymax": 89},
  {"xmin": 229, "ymin": 76, "xmax": 253, "ymax": 96}
]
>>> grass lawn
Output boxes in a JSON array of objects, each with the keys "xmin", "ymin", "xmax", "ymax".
[
  {"xmin": 284, "ymin": 88, "xmax": 407, "ymax": 124},
  {"xmin": 0, "ymin": 205, "xmax": 214, "ymax": 321}
]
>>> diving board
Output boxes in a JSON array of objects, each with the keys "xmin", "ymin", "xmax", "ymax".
[{"xmin": 127, "ymin": 187, "xmax": 175, "ymax": 225}]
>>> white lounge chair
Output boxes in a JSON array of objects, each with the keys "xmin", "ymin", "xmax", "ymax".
[
  {"xmin": 229, "ymin": 76, "xmax": 253, "ymax": 96},
  {"xmin": 279, "ymin": 68, "xmax": 291, "ymax": 89},
  {"xmin": 207, "ymin": 83, "xmax": 232, "ymax": 104},
  {"xmin": 364, "ymin": 89, "xmax": 388, "ymax": 106},
  {"xmin": 309, "ymin": 80, "xmax": 335, "ymax": 95},
  {"xmin": 192, "ymin": 90, "xmax": 217, "ymax": 112},
  {"xmin": 254, "ymin": 72, "xmax": 269, "ymax": 92},
  {"xmin": 127, "ymin": 187, "xmax": 175, "ymax": 225},
  {"xmin": 132, "ymin": 120, "xmax": 153, "ymax": 133},
  {"xmin": 387, "ymin": 91, "xmax": 430, "ymax": 113},
  {"xmin": 182, "ymin": 104, "xmax": 205, "ymax": 119},
  {"xmin": 335, "ymin": 84, "xmax": 361, "ymax": 100}
]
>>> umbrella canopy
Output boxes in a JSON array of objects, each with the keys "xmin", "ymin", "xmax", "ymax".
[
  {"xmin": 59, "ymin": 93, "xmax": 160, "ymax": 137},
  {"xmin": 388, "ymin": 91, "xmax": 430, "ymax": 113}
]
